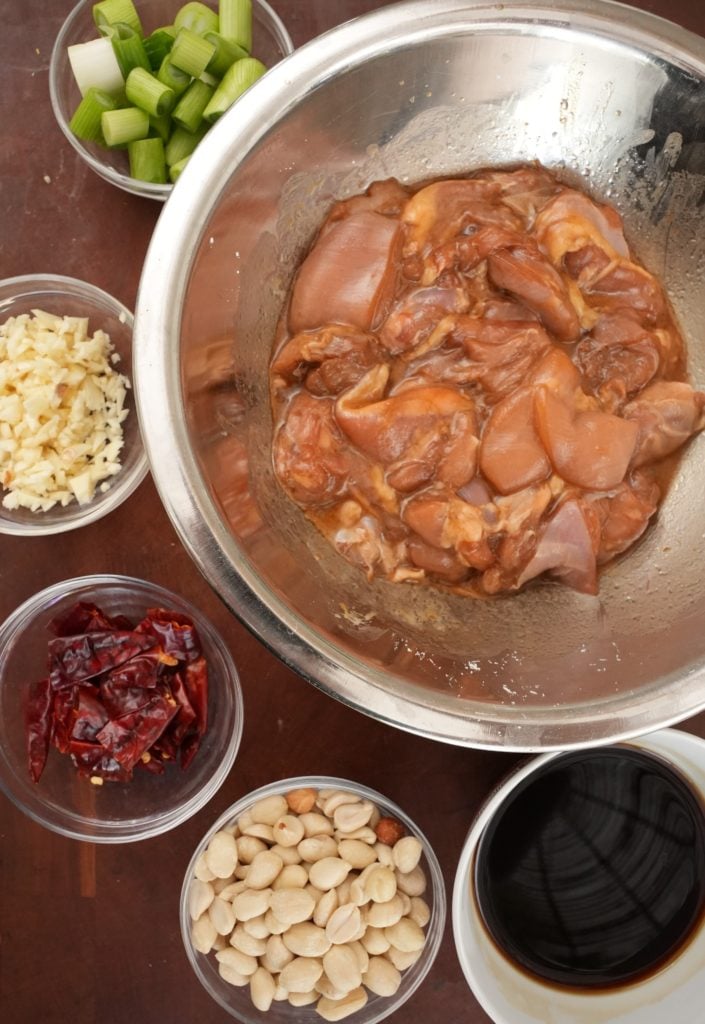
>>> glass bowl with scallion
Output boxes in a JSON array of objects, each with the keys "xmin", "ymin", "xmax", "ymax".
[{"xmin": 50, "ymin": 0, "xmax": 294, "ymax": 200}]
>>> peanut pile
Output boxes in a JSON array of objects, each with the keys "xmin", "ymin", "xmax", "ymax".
[{"xmin": 188, "ymin": 786, "xmax": 431, "ymax": 1019}]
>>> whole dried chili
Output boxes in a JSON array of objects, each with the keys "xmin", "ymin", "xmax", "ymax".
[{"xmin": 25, "ymin": 600, "xmax": 209, "ymax": 784}]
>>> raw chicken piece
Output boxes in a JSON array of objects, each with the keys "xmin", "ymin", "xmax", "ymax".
[
  {"xmin": 401, "ymin": 178, "xmax": 517, "ymax": 259},
  {"xmin": 590, "ymin": 473, "xmax": 660, "ymax": 563},
  {"xmin": 271, "ymin": 325, "xmax": 384, "ymax": 396},
  {"xmin": 379, "ymin": 283, "xmax": 470, "ymax": 354},
  {"xmin": 419, "ymin": 225, "xmax": 524, "ymax": 284},
  {"xmin": 402, "ymin": 490, "xmax": 495, "ymax": 571},
  {"xmin": 528, "ymin": 347, "xmax": 582, "ymax": 396},
  {"xmin": 534, "ymin": 189, "xmax": 630, "ymax": 263},
  {"xmin": 479, "ymin": 387, "xmax": 551, "ymax": 494},
  {"xmin": 535, "ymin": 387, "xmax": 639, "ymax": 490},
  {"xmin": 484, "ymin": 165, "xmax": 562, "ymax": 225},
  {"xmin": 563, "ymin": 244, "xmax": 666, "ymax": 325},
  {"xmin": 273, "ymin": 392, "xmax": 353, "ymax": 505},
  {"xmin": 515, "ymin": 499, "xmax": 600, "ymax": 593},
  {"xmin": 487, "ymin": 243, "xmax": 580, "ymax": 341},
  {"xmin": 328, "ymin": 501, "xmax": 411, "ymax": 581},
  {"xmin": 289, "ymin": 210, "xmax": 400, "ymax": 333},
  {"xmin": 575, "ymin": 312, "xmax": 662, "ymax": 409},
  {"xmin": 624, "ymin": 381, "xmax": 705, "ymax": 466}
]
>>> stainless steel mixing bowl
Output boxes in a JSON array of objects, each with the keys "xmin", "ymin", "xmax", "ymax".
[{"xmin": 134, "ymin": 0, "xmax": 705, "ymax": 750}]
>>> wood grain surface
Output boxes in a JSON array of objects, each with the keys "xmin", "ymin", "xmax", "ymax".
[{"xmin": 1, "ymin": 2, "xmax": 704, "ymax": 1022}]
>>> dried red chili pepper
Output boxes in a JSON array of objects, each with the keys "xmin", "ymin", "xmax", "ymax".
[
  {"xmin": 25, "ymin": 600, "xmax": 210, "ymax": 784},
  {"xmin": 26, "ymin": 677, "xmax": 53, "ymax": 784}
]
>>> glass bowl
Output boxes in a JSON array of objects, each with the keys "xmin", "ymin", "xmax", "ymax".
[
  {"xmin": 49, "ymin": 0, "xmax": 295, "ymax": 201},
  {"xmin": 180, "ymin": 775, "xmax": 446, "ymax": 1023},
  {"xmin": 0, "ymin": 574, "xmax": 244, "ymax": 842},
  {"xmin": 0, "ymin": 273, "xmax": 148, "ymax": 535}
]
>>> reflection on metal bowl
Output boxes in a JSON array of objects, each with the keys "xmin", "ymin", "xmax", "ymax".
[{"xmin": 134, "ymin": 0, "xmax": 705, "ymax": 749}]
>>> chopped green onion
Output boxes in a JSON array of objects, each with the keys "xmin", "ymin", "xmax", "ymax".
[
  {"xmin": 218, "ymin": 0, "xmax": 252, "ymax": 52},
  {"xmin": 149, "ymin": 111, "xmax": 172, "ymax": 141},
  {"xmin": 67, "ymin": 37, "xmax": 124, "ymax": 96},
  {"xmin": 128, "ymin": 137, "xmax": 167, "ymax": 183},
  {"xmin": 174, "ymin": 2, "xmax": 219, "ymax": 35},
  {"xmin": 169, "ymin": 27, "xmax": 216, "ymax": 78},
  {"xmin": 143, "ymin": 27, "xmax": 177, "ymax": 70},
  {"xmin": 125, "ymin": 66, "xmax": 175, "ymax": 116},
  {"xmin": 203, "ymin": 56, "xmax": 264, "ymax": 123},
  {"xmin": 156, "ymin": 55, "xmax": 192, "ymax": 97},
  {"xmin": 69, "ymin": 87, "xmax": 119, "ymax": 142},
  {"xmin": 172, "ymin": 79, "xmax": 214, "ymax": 132},
  {"xmin": 199, "ymin": 70, "xmax": 219, "ymax": 87},
  {"xmin": 169, "ymin": 154, "xmax": 191, "ymax": 183},
  {"xmin": 204, "ymin": 31, "xmax": 247, "ymax": 78},
  {"xmin": 164, "ymin": 121, "xmax": 209, "ymax": 165},
  {"xmin": 101, "ymin": 105, "xmax": 149, "ymax": 146},
  {"xmin": 93, "ymin": 0, "xmax": 142, "ymax": 36},
  {"xmin": 109, "ymin": 22, "xmax": 151, "ymax": 78}
]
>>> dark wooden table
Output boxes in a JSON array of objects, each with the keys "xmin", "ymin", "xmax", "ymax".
[{"xmin": 2, "ymin": 2, "xmax": 705, "ymax": 1022}]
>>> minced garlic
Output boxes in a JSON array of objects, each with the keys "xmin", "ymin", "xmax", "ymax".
[{"xmin": 0, "ymin": 308, "xmax": 130, "ymax": 512}]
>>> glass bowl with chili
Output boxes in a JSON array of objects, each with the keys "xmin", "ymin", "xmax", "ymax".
[{"xmin": 0, "ymin": 574, "xmax": 243, "ymax": 841}]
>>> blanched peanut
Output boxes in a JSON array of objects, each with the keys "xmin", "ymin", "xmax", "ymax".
[
  {"xmin": 230, "ymin": 924, "xmax": 267, "ymax": 957},
  {"xmin": 234, "ymin": 863, "xmax": 250, "ymax": 881},
  {"xmin": 313, "ymin": 887, "xmax": 338, "ymax": 928},
  {"xmin": 204, "ymin": 831, "xmax": 238, "ymax": 879},
  {"xmin": 325, "ymin": 903, "xmax": 362, "ymax": 945},
  {"xmin": 349, "ymin": 939, "xmax": 369, "ymax": 974},
  {"xmin": 385, "ymin": 945, "xmax": 422, "ymax": 970},
  {"xmin": 288, "ymin": 990, "xmax": 318, "ymax": 1006},
  {"xmin": 218, "ymin": 880, "xmax": 247, "ymax": 901},
  {"xmin": 270, "ymin": 842, "xmax": 303, "ymax": 866},
  {"xmin": 194, "ymin": 852, "xmax": 216, "ymax": 882},
  {"xmin": 273, "ymin": 983, "xmax": 288, "ymax": 1001},
  {"xmin": 250, "ymin": 966, "xmax": 276, "ymax": 1011},
  {"xmin": 337, "ymin": 839, "xmax": 378, "ymax": 869},
  {"xmin": 272, "ymin": 864, "xmax": 309, "ymax": 891},
  {"xmin": 212, "ymin": 933, "xmax": 229, "ymax": 952},
  {"xmin": 315, "ymin": 975, "xmax": 348, "ymax": 1000},
  {"xmin": 282, "ymin": 922, "xmax": 332, "ymax": 958},
  {"xmin": 393, "ymin": 836, "xmax": 423, "ymax": 874},
  {"xmin": 189, "ymin": 879, "xmax": 214, "ymax": 921},
  {"xmin": 360, "ymin": 926, "xmax": 390, "ymax": 955},
  {"xmin": 232, "ymin": 888, "xmax": 272, "ymax": 922},
  {"xmin": 298, "ymin": 835, "xmax": 338, "ymax": 863},
  {"xmin": 322, "ymin": 791, "xmax": 361, "ymax": 818},
  {"xmin": 218, "ymin": 962, "xmax": 249, "ymax": 987},
  {"xmin": 286, "ymin": 787, "xmax": 317, "ymax": 814},
  {"xmin": 241, "ymin": 822, "xmax": 275, "ymax": 843},
  {"xmin": 269, "ymin": 888, "xmax": 316, "ymax": 926},
  {"xmin": 395, "ymin": 864, "xmax": 426, "ymax": 897},
  {"xmin": 323, "ymin": 943, "xmax": 362, "ymax": 994},
  {"xmin": 208, "ymin": 896, "xmax": 236, "ymax": 935},
  {"xmin": 247, "ymin": 850, "xmax": 283, "ymax": 890},
  {"xmin": 299, "ymin": 812, "xmax": 334, "ymax": 837},
  {"xmin": 242, "ymin": 914, "xmax": 269, "ymax": 939},
  {"xmin": 272, "ymin": 814, "xmax": 305, "ymax": 847},
  {"xmin": 237, "ymin": 835, "xmax": 267, "ymax": 864},
  {"xmin": 309, "ymin": 857, "xmax": 352, "ymax": 891},
  {"xmin": 374, "ymin": 842, "xmax": 394, "ymax": 867},
  {"xmin": 363, "ymin": 955, "xmax": 402, "ymax": 997},
  {"xmin": 334, "ymin": 800, "xmax": 375, "ymax": 834},
  {"xmin": 409, "ymin": 896, "xmax": 431, "ymax": 928},
  {"xmin": 336, "ymin": 877, "xmax": 354, "ymax": 906},
  {"xmin": 192, "ymin": 914, "xmax": 217, "ymax": 954},
  {"xmin": 279, "ymin": 955, "xmax": 324, "ymax": 993},
  {"xmin": 335, "ymin": 826, "xmax": 377, "ymax": 845},
  {"xmin": 384, "ymin": 917, "xmax": 425, "ymax": 953},
  {"xmin": 262, "ymin": 934, "xmax": 294, "ymax": 973},
  {"xmin": 251, "ymin": 794, "xmax": 288, "ymax": 826},
  {"xmin": 316, "ymin": 986, "xmax": 368, "ymax": 1021},
  {"xmin": 217, "ymin": 946, "xmax": 258, "ymax": 976},
  {"xmin": 365, "ymin": 895, "xmax": 404, "ymax": 929},
  {"xmin": 264, "ymin": 909, "xmax": 289, "ymax": 935},
  {"xmin": 364, "ymin": 865, "xmax": 397, "ymax": 904}
]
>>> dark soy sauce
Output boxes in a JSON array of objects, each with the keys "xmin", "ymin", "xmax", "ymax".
[{"xmin": 474, "ymin": 747, "xmax": 705, "ymax": 989}]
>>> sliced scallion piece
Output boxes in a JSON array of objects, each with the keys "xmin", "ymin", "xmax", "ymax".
[
  {"xmin": 164, "ymin": 122, "xmax": 209, "ymax": 165},
  {"xmin": 204, "ymin": 31, "xmax": 247, "ymax": 78},
  {"xmin": 169, "ymin": 27, "xmax": 216, "ymax": 78},
  {"xmin": 172, "ymin": 79, "xmax": 214, "ymax": 132},
  {"xmin": 203, "ymin": 56, "xmax": 264, "ymax": 123},
  {"xmin": 69, "ymin": 87, "xmax": 119, "ymax": 142},
  {"xmin": 67, "ymin": 36, "xmax": 124, "ymax": 96},
  {"xmin": 93, "ymin": 0, "xmax": 143, "ymax": 36},
  {"xmin": 174, "ymin": 2, "xmax": 220, "ymax": 35},
  {"xmin": 149, "ymin": 111, "xmax": 172, "ymax": 141},
  {"xmin": 101, "ymin": 105, "xmax": 149, "ymax": 146},
  {"xmin": 169, "ymin": 154, "xmax": 190, "ymax": 183},
  {"xmin": 156, "ymin": 55, "xmax": 192, "ymax": 98},
  {"xmin": 125, "ymin": 66, "xmax": 175, "ymax": 116},
  {"xmin": 218, "ymin": 0, "xmax": 252, "ymax": 52},
  {"xmin": 128, "ymin": 137, "xmax": 167, "ymax": 183},
  {"xmin": 109, "ymin": 22, "xmax": 151, "ymax": 78},
  {"xmin": 143, "ymin": 27, "xmax": 177, "ymax": 70}
]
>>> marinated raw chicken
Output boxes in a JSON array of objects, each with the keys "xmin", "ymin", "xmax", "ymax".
[{"xmin": 270, "ymin": 166, "xmax": 705, "ymax": 596}]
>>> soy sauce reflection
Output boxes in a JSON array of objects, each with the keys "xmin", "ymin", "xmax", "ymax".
[{"xmin": 474, "ymin": 747, "xmax": 705, "ymax": 989}]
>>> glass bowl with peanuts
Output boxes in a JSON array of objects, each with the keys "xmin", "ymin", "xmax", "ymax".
[{"xmin": 180, "ymin": 776, "xmax": 446, "ymax": 1022}]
